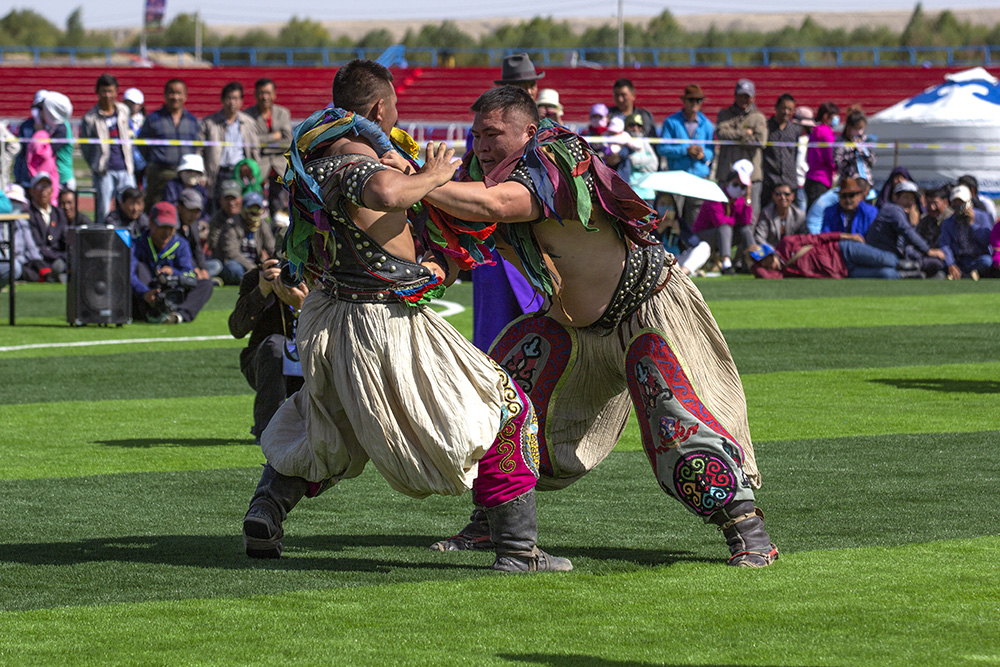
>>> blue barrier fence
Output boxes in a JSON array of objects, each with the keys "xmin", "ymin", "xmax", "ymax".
[{"xmin": 0, "ymin": 44, "xmax": 995, "ymax": 68}]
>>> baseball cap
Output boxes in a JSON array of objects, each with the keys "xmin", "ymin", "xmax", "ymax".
[
  {"xmin": 243, "ymin": 192, "xmax": 264, "ymax": 208},
  {"xmin": 590, "ymin": 103, "xmax": 609, "ymax": 118},
  {"xmin": 892, "ymin": 180, "xmax": 920, "ymax": 196},
  {"xmin": 123, "ymin": 88, "xmax": 144, "ymax": 105},
  {"xmin": 950, "ymin": 184, "xmax": 972, "ymax": 203},
  {"xmin": 177, "ymin": 154, "xmax": 205, "ymax": 174},
  {"xmin": 748, "ymin": 243, "xmax": 775, "ymax": 262},
  {"xmin": 178, "ymin": 188, "xmax": 204, "ymax": 210},
  {"xmin": 220, "ymin": 180, "xmax": 242, "ymax": 199},
  {"xmin": 606, "ymin": 117, "xmax": 625, "ymax": 134},
  {"xmin": 793, "ymin": 106, "xmax": 816, "ymax": 128},
  {"xmin": 30, "ymin": 172, "xmax": 53, "ymax": 188},
  {"xmin": 732, "ymin": 159, "xmax": 754, "ymax": 186},
  {"xmin": 5, "ymin": 184, "xmax": 28, "ymax": 206},
  {"xmin": 150, "ymin": 201, "xmax": 179, "ymax": 227},
  {"xmin": 625, "ymin": 113, "xmax": 644, "ymax": 127},
  {"xmin": 735, "ymin": 78, "xmax": 756, "ymax": 97}
]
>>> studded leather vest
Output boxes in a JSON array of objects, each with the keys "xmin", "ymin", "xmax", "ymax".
[{"xmin": 304, "ymin": 153, "xmax": 435, "ymax": 303}]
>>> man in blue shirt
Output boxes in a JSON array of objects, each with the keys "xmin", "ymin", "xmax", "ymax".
[
  {"xmin": 658, "ymin": 84, "xmax": 715, "ymax": 249},
  {"xmin": 131, "ymin": 201, "xmax": 213, "ymax": 324},
  {"xmin": 821, "ymin": 175, "xmax": 878, "ymax": 237},
  {"xmin": 138, "ymin": 79, "xmax": 200, "ymax": 210}
]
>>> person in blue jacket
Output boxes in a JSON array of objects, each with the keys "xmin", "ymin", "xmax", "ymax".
[
  {"xmin": 658, "ymin": 84, "xmax": 715, "ymax": 249},
  {"xmin": 821, "ymin": 173, "xmax": 878, "ymax": 237},
  {"xmin": 131, "ymin": 201, "xmax": 213, "ymax": 324}
]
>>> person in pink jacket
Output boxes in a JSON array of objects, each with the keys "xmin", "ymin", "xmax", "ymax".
[
  {"xmin": 991, "ymin": 219, "xmax": 1000, "ymax": 273},
  {"xmin": 804, "ymin": 102, "xmax": 840, "ymax": 209},
  {"xmin": 26, "ymin": 129, "xmax": 60, "ymax": 206},
  {"xmin": 693, "ymin": 158, "xmax": 755, "ymax": 274}
]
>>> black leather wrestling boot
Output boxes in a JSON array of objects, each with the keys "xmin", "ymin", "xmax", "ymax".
[
  {"xmin": 484, "ymin": 490, "xmax": 572, "ymax": 572},
  {"xmin": 243, "ymin": 464, "xmax": 308, "ymax": 559},
  {"xmin": 710, "ymin": 499, "xmax": 779, "ymax": 567},
  {"xmin": 429, "ymin": 506, "xmax": 493, "ymax": 552}
]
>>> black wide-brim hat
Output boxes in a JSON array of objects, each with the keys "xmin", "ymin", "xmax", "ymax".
[{"xmin": 494, "ymin": 53, "xmax": 545, "ymax": 85}]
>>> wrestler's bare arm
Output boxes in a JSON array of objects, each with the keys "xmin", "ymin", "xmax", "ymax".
[
  {"xmin": 332, "ymin": 140, "xmax": 458, "ymax": 212},
  {"xmin": 423, "ymin": 180, "xmax": 542, "ymax": 223}
]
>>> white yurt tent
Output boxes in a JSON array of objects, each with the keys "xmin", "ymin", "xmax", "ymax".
[{"xmin": 868, "ymin": 67, "xmax": 1000, "ymax": 196}]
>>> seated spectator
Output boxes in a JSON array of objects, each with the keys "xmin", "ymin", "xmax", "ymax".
[
  {"xmin": 834, "ymin": 109, "xmax": 875, "ymax": 185},
  {"xmin": 918, "ymin": 186, "xmax": 951, "ymax": 248},
  {"xmin": 748, "ymin": 233, "xmax": 917, "ymax": 280},
  {"xmin": 623, "ymin": 113, "xmax": 658, "ymax": 205},
  {"xmin": 213, "ymin": 189, "xmax": 275, "ymax": 285},
  {"xmin": 753, "ymin": 183, "xmax": 807, "ymax": 247},
  {"xmin": 875, "ymin": 166, "xmax": 914, "ymax": 208},
  {"xmin": 229, "ymin": 257, "xmax": 308, "ymax": 444},
  {"xmin": 1, "ymin": 184, "xmax": 46, "ymax": 285},
  {"xmin": 586, "ymin": 103, "xmax": 609, "ymax": 138},
  {"xmin": 805, "ymin": 102, "xmax": 839, "ymax": 208},
  {"xmin": 939, "ymin": 185, "xmax": 994, "ymax": 280},
  {"xmin": 536, "ymin": 89, "xmax": 564, "ymax": 124},
  {"xmin": 105, "ymin": 187, "xmax": 149, "ymax": 238},
  {"xmin": 58, "ymin": 190, "xmax": 93, "ymax": 227},
  {"xmin": 865, "ymin": 180, "xmax": 947, "ymax": 278},
  {"xmin": 130, "ymin": 202, "xmax": 214, "ymax": 323},
  {"xmin": 208, "ymin": 179, "xmax": 242, "ymax": 252},
  {"xmin": 26, "ymin": 172, "xmax": 68, "ymax": 282},
  {"xmin": 957, "ymin": 174, "xmax": 998, "ymax": 222},
  {"xmin": 806, "ymin": 185, "xmax": 838, "ymax": 234},
  {"xmin": 163, "ymin": 154, "xmax": 210, "ymax": 210},
  {"xmin": 821, "ymin": 174, "xmax": 878, "ymax": 236},
  {"xmin": 992, "ymin": 219, "xmax": 1000, "ymax": 274},
  {"xmin": 176, "ymin": 188, "xmax": 221, "ymax": 281},
  {"xmin": 234, "ymin": 157, "xmax": 264, "ymax": 197},
  {"xmin": 693, "ymin": 159, "xmax": 755, "ymax": 275}
]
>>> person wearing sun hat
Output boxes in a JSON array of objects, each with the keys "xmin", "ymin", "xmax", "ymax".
[{"xmin": 535, "ymin": 88, "xmax": 563, "ymax": 123}]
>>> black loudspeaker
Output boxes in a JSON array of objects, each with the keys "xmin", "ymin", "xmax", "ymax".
[{"xmin": 66, "ymin": 227, "xmax": 132, "ymax": 326}]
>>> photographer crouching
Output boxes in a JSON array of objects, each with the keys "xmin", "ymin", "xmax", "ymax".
[
  {"xmin": 130, "ymin": 201, "xmax": 214, "ymax": 324},
  {"xmin": 228, "ymin": 257, "xmax": 307, "ymax": 444}
]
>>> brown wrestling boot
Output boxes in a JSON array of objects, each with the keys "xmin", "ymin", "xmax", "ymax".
[
  {"xmin": 710, "ymin": 500, "xmax": 779, "ymax": 567},
  {"xmin": 243, "ymin": 464, "xmax": 308, "ymax": 559},
  {"xmin": 429, "ymin": 506, "xmax": 493, "ymax": 552},
  {"xmin": 484, "ymin": 490, "xmax": 572, "ymax": 572}
]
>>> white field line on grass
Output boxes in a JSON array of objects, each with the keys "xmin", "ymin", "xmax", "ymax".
[{"xmin": 0, "ymin": 299, "xmax": 466, "ymax": 352}]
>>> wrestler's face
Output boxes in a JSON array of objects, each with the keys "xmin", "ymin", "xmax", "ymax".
[
  {"xmin": 375, "ymin": 89, "xmax": 398, "ymax": 135},
  {"xmin": 471, "ymin": 108, "xmax": 537, "ymax": 174}
]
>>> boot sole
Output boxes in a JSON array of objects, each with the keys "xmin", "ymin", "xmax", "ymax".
[{"xmin": 243, "ymin": 516, "xmax": 282, "ymax": 559}]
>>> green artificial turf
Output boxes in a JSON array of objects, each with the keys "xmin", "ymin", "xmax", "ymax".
[{"xmin": 1, "ymin": 277, "xmax": 999, "ymax": 665}]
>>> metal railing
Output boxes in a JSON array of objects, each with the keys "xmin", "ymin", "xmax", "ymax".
[{"xmin": 0, "ymin": 44, "xmax": 995, "ymax": 68}]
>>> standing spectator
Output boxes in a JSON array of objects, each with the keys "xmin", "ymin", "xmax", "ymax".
[
  {"xmin": 939, "ymin": 185, "xmax": 994, "ymax": 280},
  {"xmin": 865, "ymin": 180, "xmax": 946, "ymax": 277},
  {"xmin": 761, "ymin": 94, "xmax": 799, "ymax": 206},
  {"xmin": 834, "ymin": 109, "xmax": 875, "ymax": 185},
  {"xmin": 26, "ymin": 172, "xmax": 68, "ymax": 282},
  {"xmin": 199, "ymin": 82, "xmax": 261, "ymax": 203},
  {"xmin": 26, "ymin": 124, "xmax": 60, "ymax": 205},
  {"xmin": 13, "ymin": 90, "xmax": 48, "ymax": 187},
  {"xmin": 694, "ymin": 159, "xmax": 755, "ymax": 274},
  {"xmin": 104, "ymin": 186, "xmax": 148, "ymax": 238},
  {"xmin": 957, "ymin": 175, "xmax": 998, "ymax": 222},
  {"xmin": 123, "ymin": 87, "xmax": 146, "ymax": 184},
  {"xmin": 792, "ymin": 106, "xmax": 815, "ymax": 212},
  {"xmin": 58, "ymin": 190, "xmax": 92, "ymax": 227},
  {"xmin": 34, "ymin": 92, "xmax": 75, "ymax": 193},
  {"xmin": 130, "ymin": 202, "xmax": 213, "ymax": 324},
  {"xmin": 81, "ymin": 73, "xmax": 136, "ymax": 224},
  {"xmin": 536, "ymin": 88, "xmax": 564, "ymax": 124},
  {"xmin": 658, "ymin": 84, "xmax": 715, "ymax": 248},
  {"xmin": 246, "ymin": 78, "xmax": 292, "ymax": 216},
  {"xmin": 753, "ymin": 183, "xmax": 807, "ymax": 247},
  {"xmin": 234, "ymin": 157, "xmax": 263, "ymax": 197},
  {"xmin": 917, "ymin": 186, "xmax": 951, "ymax": 248},
  {"xmin": 229, "ymin": 257, "xmax": 308, "ymax": 444},
  {"xmin": 805, "ymin": 102, "xmax": 840, "ymax": 208},
  {"xmin": 163, "ymin": 154, "xmax": 210, "ymax": 209},
  {"xmin": 821, "ymin": 174, "xmax": 878, "ymax": 236},
  {"xmin": 138, "ymin": 79, "xmax": 200, "ymax": 208},
  {"xmin": 493, "ymin": 53, "xmax": 544, "ymax": 97},
  {"xmin": 586, "ymin": 103, "xmax": 609, "ymax": 138},
  {"xmin": 609, "ymin": 78, "xmax": 656, "ymax": 139},
  {"xmin": 1, "ymin": 122, "xmax": 19, "ymax": 191},
  {"xmin": 213, "ymin": 190, "xmax": 274, "ymax": 285},
  {"xmin": 715, "ymin": 79, "xmax": 767, "ymax": 220}
]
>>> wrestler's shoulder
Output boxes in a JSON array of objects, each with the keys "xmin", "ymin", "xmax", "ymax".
[{"xmin": 316, "ymin": 138, "xmax": 379, "ymax": 160}]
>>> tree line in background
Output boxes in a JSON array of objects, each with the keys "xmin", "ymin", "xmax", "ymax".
[{"xmin": 2, "ymin": 4, "xmax": 999, "ymax": 64}]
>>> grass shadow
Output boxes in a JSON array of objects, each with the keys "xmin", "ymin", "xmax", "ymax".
[
  {"xmin": 868, "ymin": 378, "xmax": 1000, "ymax": 394},
  {"xmin": 95, "ymin": 437, "xmax": 252, "ymax": 448}
]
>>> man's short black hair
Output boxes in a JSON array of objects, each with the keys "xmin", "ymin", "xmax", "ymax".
[
  {"xmin": 254, "ymin": 78, "xmax": 275, "ymax": 91},
  {"xmin": 776, "ymin": 93, "xmax": 795, "ymax": 106},
  {"xmin": 926, "ymin": 186, "xmax": 950, "ymax": 201},
  {"xmin": 164, "ymin": 78, "xmax": 186, "ymax": 94},
  {"xmin": 471, "ymin": 86, "xmax": 539, "ymax": 125},
  {"xmin": 118, "ymin": 187, "xmax": 143, "ymax": 203},
  {"xmin": 58, "ymin": 189, "xmax": 76, "ymax": 200},
  {"xmin": 613, "ymin": 78, "xmax": 635, "ymax": 92},
  {"xmin": 221, "ymin": 81, "xmax": 243, "ymax": 100},
  {"xmin": 96, "ymin": 73, "xmax": 119, "ymax": 92},
  {"xmin": 332, "ymin": 60, "xmax": 394, "ymax": 114}
]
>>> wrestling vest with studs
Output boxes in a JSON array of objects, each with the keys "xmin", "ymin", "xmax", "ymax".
[{"xmin": 305, "ymin": 153, "xmax": 435, "ymax": 303}]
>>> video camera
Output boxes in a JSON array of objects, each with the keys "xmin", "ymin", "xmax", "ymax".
[{"xmin": 154, "ymin": 272, "xmax": 198, "ymax": 312}]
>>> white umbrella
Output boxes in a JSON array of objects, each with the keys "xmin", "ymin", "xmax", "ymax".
[{"xmin": 635, "ymin": 171, "xmax": 727, "ymax": 202}]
